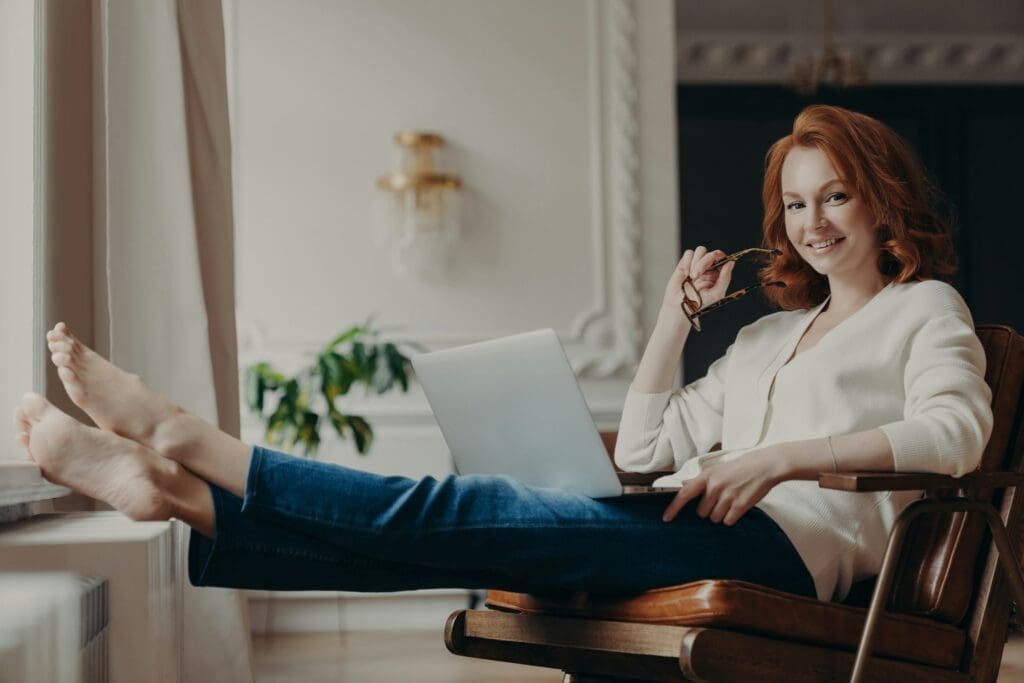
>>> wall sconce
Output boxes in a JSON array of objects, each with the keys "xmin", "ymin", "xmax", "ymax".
[{"xmin": 376, "ymin": 131, "xmax": 462, "ymax": 279}]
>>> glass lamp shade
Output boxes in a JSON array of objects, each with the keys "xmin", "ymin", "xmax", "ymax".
[{"xmin": 375, "ymin": 184, "xmax": 462, "ymax": 280}]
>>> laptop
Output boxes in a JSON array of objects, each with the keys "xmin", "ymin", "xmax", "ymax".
[{"xmin": 410, "ymin": 328, "xmax": 680, "ymax": 498}]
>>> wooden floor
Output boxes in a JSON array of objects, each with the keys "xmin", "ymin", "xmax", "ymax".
[
  {"xmin": 253, "ymin": 630, "xmax": 1024, "ymax": 682},
  {"xmin": 252, "ymin": 631, "xmax": 554, "ymax": 682}
]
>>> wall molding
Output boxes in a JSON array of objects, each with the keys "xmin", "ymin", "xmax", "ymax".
[
  {"xmin": 677, "ymin": 32, "xmax": 1024, "ymax": 84},
  {"xmin": 236, "ymin": 0, "xmax": 644, "ymax": 381}
]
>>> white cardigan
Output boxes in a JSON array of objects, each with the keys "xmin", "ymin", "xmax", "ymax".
[{"xmin": 614, "ymin": 279, "xmax": 994, "ymax": 602}]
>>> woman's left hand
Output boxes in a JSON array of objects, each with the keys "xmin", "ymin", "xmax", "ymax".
[{"xmin": 662, "ymin": 446, "xmax": 787, "ymax": 526}]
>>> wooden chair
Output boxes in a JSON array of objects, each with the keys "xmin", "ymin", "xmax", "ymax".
[{"xmin": 444, "ymin": 324, "xmax": 1024, "ymax": 682}]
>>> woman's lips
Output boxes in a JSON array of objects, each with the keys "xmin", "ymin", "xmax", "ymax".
[{"xmin": 808, "ymin": 236, "xmax": 845, "ymax": 254}]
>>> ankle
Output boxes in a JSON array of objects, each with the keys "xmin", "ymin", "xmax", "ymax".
[
  {"xmin": 150, "ymin": 411, "xmax": 195, "ymax": 464},
  {"xmin": 154, "ymin": 458, "xmax": 216, "ymax": 537}
]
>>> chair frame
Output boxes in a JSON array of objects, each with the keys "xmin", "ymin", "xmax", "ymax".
[
  {"xmin": 447, "ymin": 472, "xmax": 1024, "ymax": 683},
  {"xmin": 445, "ymin": 326, "xmax": 1024, "ymax": 683}
]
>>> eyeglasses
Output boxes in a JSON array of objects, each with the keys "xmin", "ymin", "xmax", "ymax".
[{"xmin": 681, "ymin": 247, "xmax": 786, "ymax": 332}]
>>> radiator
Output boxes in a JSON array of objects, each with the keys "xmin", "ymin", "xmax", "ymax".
[
  {"xmin": 0, "ymin": 513, "xmax": 178, "ymax": 682},
  {"xmin": 0, "ymin": 573, "xmax": 110, "ymax": 683}
]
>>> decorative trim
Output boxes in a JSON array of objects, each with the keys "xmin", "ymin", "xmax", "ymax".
[
  {"xmin": 236, "ymin": 0, "xmax": 644, "ymax": 381},
  {"xmin": 570, "ymin": 0, "xmax": 643, "ymax": 378},
  {"xmin": 677, "ymin": 33, "xmax": 1024, "ymax": 84}
]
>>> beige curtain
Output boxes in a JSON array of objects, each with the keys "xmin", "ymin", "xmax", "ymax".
[{"xmin": 41, "ymin": 0, "xmax": 253, "ymax": 680}]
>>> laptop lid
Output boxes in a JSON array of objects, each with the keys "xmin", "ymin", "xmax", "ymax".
[{"xmin": 411, "ymin": 329, "xmax": 624, "ymax": 498}]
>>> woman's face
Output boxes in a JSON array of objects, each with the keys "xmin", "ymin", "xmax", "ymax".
[{"xmin": 780, "ymin": 145, "xmax": 879, "ymax": 280}]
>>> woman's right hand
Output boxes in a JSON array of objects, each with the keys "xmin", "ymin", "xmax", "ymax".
[{"xmin": 659, "ymin": 246, "xmax": 736, "ymax": 328}]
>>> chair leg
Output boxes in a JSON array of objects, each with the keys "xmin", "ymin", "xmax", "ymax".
[{"xmin": 850, "ymin": 497, "xmax": 1024, "ymax": 683}]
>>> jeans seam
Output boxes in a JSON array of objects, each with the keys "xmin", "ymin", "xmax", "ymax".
[{"xmin": 247, "ymin": 447, "xmax": 265, "ymax": 502}]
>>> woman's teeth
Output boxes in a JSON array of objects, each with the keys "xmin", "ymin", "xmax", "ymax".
[{"xmin": 811, "ymin": 237, "xmax": 843, "ymax": 250}]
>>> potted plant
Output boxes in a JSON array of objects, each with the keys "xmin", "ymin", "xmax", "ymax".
[{"xmin": 244, "ymin": 315, "xmax": 424, "ymax": 456}]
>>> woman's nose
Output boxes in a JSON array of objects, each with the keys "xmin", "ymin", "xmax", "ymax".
[{"xmin": 807, "ymin": 206, "xmax": 827, "ymax": 230}]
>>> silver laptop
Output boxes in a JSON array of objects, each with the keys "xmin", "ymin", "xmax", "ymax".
[{"xmin": 410, "ymin": 328, "xmax": 680, "ymax": 498}]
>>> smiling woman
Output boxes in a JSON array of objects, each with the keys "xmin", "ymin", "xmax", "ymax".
[{"xmin": 760, "ymin": 105, "xmax": 958, "ymax": 312}]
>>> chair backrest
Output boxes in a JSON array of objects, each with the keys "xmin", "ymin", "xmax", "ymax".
[{"xmin": 884, "ymin": 325, "xmax": 1024, "ymax": 624}]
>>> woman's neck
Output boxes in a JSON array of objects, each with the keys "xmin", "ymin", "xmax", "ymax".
[{"xmin": 824, "ymin": 270, "xmax": 889, "ymax": 318}]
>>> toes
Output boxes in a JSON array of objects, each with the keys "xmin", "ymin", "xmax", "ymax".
[
  {"xmin": 13, "ymin": 408, "xmax": 31, "ymax": 445},
  {"xmin": 48, "ymin": 322, "xmax": 73, "ymax": 345},
  {"xmin": 48, "ymin": 340, "xmax": 73, "ymax": 354},
  {"xmin": 19, "ymin": 392, "xmax": 52, "ymax": 422}
]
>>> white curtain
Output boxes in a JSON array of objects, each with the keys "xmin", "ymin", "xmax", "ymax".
[{"xmin": 42, "ymin": 0, "xmax": 253, "ymax": 680}]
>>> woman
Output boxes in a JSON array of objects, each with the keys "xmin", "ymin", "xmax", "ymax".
[{"xmin": 13, "ymin": 105, "xmax": 992, "ymax": 603}]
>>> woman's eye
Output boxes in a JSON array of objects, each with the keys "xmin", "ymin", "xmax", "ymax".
[
  {"xmin": 786, "ymin": 201, "xmax": 804, "ymax": 211},
  {"xmin": 827, "ymin": 192, "xmax": 848, "ymax": 203}
]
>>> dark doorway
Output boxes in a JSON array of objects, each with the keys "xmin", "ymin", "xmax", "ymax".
[{"xmin": 677, "ymin": 85, "xmax": 1024, "ymax": 382}]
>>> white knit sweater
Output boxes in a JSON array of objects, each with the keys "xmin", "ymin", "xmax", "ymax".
[{"xmin": 614, "ymin": 279, "xmax": 994, "ymax": 602}]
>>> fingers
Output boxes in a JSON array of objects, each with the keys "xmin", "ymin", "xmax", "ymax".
[
  {"xmin": 673, "ymin": 249, "xmax": 694, "ymax": 280},
  {"xmin": 705, "ymin": 260, "xmax": 736, "ymax": 299},
  {"xmin": 662, "ymin": 477, "xmax": 704, "ymax": 522},
  {"xmin": 695, "ymin": 489, "xmax": 719, "ymax": 519},
  {"xmin": 707, "ymin": 494, "xmax": 734, "ymax": 524},
  {"xmin": 694, "ymin": 249, "xmax": 726, "ymax": 277},
  {"xmin": 722, "ymin": 503, "xmax": 748, "ymax": 527},
  {"xmin": 688, "ymin": 246, "xmax": 708, "ymax": 278}
]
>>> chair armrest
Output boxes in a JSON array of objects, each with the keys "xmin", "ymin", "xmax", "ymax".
[
  {"xmin": 617, "ymin": 471, "xmax": 675, "ymax": 486},
  {"xmin": 818, "ymin": 470, "xmax": 1024, "ymax": 492}
]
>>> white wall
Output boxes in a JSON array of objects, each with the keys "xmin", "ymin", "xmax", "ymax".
[
  {"xmin": 232, "ymin": 0, "xmax": 678, "ymax": 479},
  {"xmin": 0, "ymin": 0, "xmax": 37, "ymax": 459}
]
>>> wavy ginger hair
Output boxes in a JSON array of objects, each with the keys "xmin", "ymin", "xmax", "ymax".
[{"xmin": 759, "ymin": 105, "xmax": 957, "ymax": 310}]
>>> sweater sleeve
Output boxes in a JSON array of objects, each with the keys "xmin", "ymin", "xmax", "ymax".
[
  {"xmin": 613, "ymin": 342, "xmax": 734, "ymax": 473},
  {"xmin": 878, "ymin": 306, "xmax": 993, "ymax": 477}
]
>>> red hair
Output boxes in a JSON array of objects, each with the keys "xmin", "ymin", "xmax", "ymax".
[{"xmin": 759, "ymin": 105, "xmax": 957, "ymax": 310}]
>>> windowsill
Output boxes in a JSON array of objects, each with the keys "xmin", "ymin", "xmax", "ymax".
[{"xmin": 0, "ymin": 460, "xmax": 70, "ymax": 507}]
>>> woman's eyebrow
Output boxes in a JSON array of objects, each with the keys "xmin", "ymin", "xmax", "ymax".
[{"xmin": 782, "ymin": 178, "xmax": 845, "ymax": 198}]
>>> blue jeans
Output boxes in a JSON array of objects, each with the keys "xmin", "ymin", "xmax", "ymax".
[{"xmin": 189, "ymin": 446, "xmax": 816, "ymax": 598}]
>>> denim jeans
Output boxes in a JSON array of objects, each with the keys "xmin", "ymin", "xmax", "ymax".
[{"xmin": 189, "ymin": 446, "xmax": 816, "ymax": 598}]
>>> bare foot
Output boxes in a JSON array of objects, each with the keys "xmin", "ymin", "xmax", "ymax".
[
  {"xmin": 47, "ymin": 322, "xmax": 183, "ymax": 449},
  {"xmin": 16, "ymin": 393, "xmax": 175, "ymax": 522},
  {"xmin": 46, "ymin": 322, "xmax": 252, "ymax": 498}
]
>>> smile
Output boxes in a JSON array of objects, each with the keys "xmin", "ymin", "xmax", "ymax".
[{"xmin": 809, "ymin": 237, "xmax": 845, "ymax": 250}]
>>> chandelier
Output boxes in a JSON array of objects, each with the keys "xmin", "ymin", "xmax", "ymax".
[{"xmin": 791, "ymin": 0, "xmax": 867, "ymax": 95}]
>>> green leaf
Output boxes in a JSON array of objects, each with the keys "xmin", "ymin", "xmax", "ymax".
[
  {"xmin": 283, "ymin": 378, "xmax": 300, "ymax": 403},
  {"xmin": 296, "ymin": 410, "xmax": 321, "ymax": 456},
  {"xmin": 265, "ymin": 398, "xmax": 292, "ymax": 446},
  {"xmin": 325, "ymin": 325, "xmax": 364, "ymax": 351},
  {"xmin": 383, "ymin": 344, "xmax": 411, "ymax": 392},
  {"xmin": 351, "ymin": 341, "xmax": 368, "ymax": 369},
  {"xmin": 347, "ymin": 414, "xmax": 373, "ymax": 454},
  {"xmin": 327, "ymin": 408, "xmax": 348, "ymax": 439}
]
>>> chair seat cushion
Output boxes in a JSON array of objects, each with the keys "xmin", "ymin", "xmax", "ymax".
[{"xmin": 486, "ymin": 579, "xmax": 966, "ymax": 670}]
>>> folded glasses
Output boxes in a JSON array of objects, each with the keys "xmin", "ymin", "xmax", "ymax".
[{"xmin": 681, "ymin": 247, "xmax": 786, "ymax": 332}]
